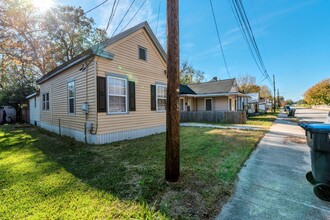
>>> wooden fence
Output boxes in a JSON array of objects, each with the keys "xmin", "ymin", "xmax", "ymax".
[{"xmin": 180, "ymin": 111, "xmax": 247, "ymax": 124}]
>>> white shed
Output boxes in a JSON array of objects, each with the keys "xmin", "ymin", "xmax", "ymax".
[{"xmin": 27, "ymin": 92, "xmax": 40, "ymax": 126}]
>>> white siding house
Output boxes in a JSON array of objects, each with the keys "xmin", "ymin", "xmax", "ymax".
[{"xmin": 27, "ymin": 92, "xmax": 40, "ymax": 126}]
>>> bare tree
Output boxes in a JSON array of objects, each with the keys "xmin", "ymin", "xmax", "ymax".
[
  {"xmin": 237, "ymin": 74, "xmax": 260, "ymax": 93},
  {"xmin": 180, "ymin": 60, "xmax": 205, "ymax": 84}
]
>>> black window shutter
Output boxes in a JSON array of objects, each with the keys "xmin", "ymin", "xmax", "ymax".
[
  {"xmin": 97, "ymin": 76, "xmax": 107, "ymax": 112},
  {"xmin": 150, "ymin": 85, "xmax": 156, "ymax": 111},
  {"xmin": 128, "ymin": 81, "xmax": 136, "ymax": 111}
]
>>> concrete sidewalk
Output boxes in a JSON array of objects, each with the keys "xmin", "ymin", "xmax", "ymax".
[{"xmin": 217, "ymin": 114, "xmax": 330, "ymax": 220}]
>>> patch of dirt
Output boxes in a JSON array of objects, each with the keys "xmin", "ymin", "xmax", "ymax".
[
  {"xmin": 160, "ymin": 190, "xmax": 208, "ymax": 219},
  {"xmin": 286, "ymin": 136, "xmax": 306, "ymax": 144}
]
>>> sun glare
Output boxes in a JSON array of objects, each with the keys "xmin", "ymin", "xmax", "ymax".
[{"xmin": 31, "ymin": 0, "xmax": 54, "ymax": 11}]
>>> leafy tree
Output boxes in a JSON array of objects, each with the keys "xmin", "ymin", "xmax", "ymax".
[
  {"xmin": 285, "ymin": 99, "xmax": 294, "ymax": 106},
  {"xmin": 180, "ymin": 60, "xmax": 205, "ymax": 84},
  {"xmin": 304, "ymin": 78, "xmax": 330, "ymax": 105},
  {"xmin": 43, "ymin": 5, "xmax": 108, "ymax": 64},
  {"xmin": 237, "ymin": 75, "xmax": 260, "ymax": 93},
  {"xmin": 259, "ymin": 85, "xmax": 272, "ymax": 99},
  {"xmin": 296, "ymin": 99, "xmax": 306, "ymax": 105},
  {"xmin": 0, "ymin": 58, "xmax": 37, "ymax": 108},
  {"xmin": 0, "ymin": 0, "xmax": 108, "ymax": 114}
]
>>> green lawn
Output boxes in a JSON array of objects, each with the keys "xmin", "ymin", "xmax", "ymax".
[
  {"xmin": 246, "ymin": 112, "xmax": 278, "ymax": 128},
  {"xmin": 0, "ymin": 125, "xmax": 265, "ymax": 219}
]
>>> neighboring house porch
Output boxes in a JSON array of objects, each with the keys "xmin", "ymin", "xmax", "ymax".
[{"xmin": 179, "ymin": 79, "xmax": 249, "ymax": 124}]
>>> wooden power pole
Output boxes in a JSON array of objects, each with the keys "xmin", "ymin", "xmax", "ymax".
[
  {"xmin": 273, "ymin": 74, "xmax": 276, "ymax": 112},
  {"xmin": 165, "ymin": 0, "xmax": 180, "ymax": 182}
]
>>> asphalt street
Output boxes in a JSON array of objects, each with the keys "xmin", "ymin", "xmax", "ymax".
[{"xmin": 295, "ymin": 108, "xmax": 329, "ymax": 123}]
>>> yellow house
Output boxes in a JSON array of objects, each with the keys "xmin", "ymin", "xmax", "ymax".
[{"xmin": 36, "ymin": 21, "xmax": 167, "ymax": 144}]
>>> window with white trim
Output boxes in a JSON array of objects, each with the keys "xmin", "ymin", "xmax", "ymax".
[
  {"xmin": 107, "ymin": 76, "xmax": 128, "ymax": 114},
  {"xmin": 42, "ymin": 93, "xmax": 49, "ymax": 111},
  {"xmin": 156, "ymin": 84, "xmax": 166, "ymax": 111},
  {"xmin": 68, "ymin": 81, "xmax": 75, "ymax": 114}
]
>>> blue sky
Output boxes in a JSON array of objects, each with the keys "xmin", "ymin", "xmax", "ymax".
[{"xmin": 50, "ymin": 0, "xmax": 330, "ymax": 101}]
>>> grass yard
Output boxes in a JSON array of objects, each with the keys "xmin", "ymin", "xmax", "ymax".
[
  {"xmin": 0, "ymin": 125, "xmax": 265, "ymax": 219},
  {"xmin": 246, "ymin": 112, "xmax": 278, "ymax": 128}
]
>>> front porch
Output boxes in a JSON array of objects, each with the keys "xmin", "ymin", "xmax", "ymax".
[
  {"xmin": 179, "ymin": 95, "xmax": 247, "ymax": 112},
  {"xmin": 180, "ymin": 110, "xmax": 247, "ymax": 124}
]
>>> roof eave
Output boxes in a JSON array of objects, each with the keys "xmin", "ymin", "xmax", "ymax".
[
  {"xmin": 26, "ymin": 92, "xmax": 39, "ymax": 99},
  {"xmin": 180, "ymin": 92, "xmax": 247, "ymax": 98}
]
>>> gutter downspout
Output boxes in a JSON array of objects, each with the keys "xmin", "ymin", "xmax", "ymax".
[{"xmin": 90, "ymin": 59, "xmax": 98, "ymax": 137}]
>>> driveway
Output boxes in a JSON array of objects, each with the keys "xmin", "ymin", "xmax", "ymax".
[{"xmin": 217, "ymin": 111, "xmax": 330, "ymax": 220}]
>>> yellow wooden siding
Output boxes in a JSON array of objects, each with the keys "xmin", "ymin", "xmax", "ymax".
[
  {"xmin": 96, "ymin": 29, "xmax": 167, "ymax": 134},
  {"xmin": 40, "ymin": 60, "xmax": 96, "ymax": 131}
]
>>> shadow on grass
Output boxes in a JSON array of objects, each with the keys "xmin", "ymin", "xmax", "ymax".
[{"xmin": 0, "ymin": 125, "xmax": 265, "ymax": 219}]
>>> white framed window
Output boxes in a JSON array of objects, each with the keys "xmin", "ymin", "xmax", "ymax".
[
  {"xmin": 138, "ymin": 46, "xmax": 147, "ymax": 61},
  {"xmin": 156, "ymin": 84, "xmax": 166, "ymax": 111},
  {"xmin": 42, "ymin": 92, "xmax": 49, "ymax": 111},
  {"xmin": 205, "ymin": 98, "xmax": 212, "ymax": 111},
  {"xmin": 68, "ymin": 81, "xmax": 75, "ymax": 114},
  {"xmin": 107, "ymin": 75, "xmax": 128, "ymax": 114}
]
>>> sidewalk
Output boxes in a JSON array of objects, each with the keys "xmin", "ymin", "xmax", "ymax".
[{"xmin": 217, "ymin": 113, "xmax": 330, "ymax": 220}]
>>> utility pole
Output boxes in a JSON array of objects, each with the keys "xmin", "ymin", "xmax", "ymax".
[
  {"xmin": 273, "ymin": 74, "xmax": 276, "ymax": 112},
  {"xmin": 165, "ymin": 0, "xmax": 180, "ymax": 182},
  {"xmin": 277, "ymin": 89, "xmax": 280, "ymax": 108}
]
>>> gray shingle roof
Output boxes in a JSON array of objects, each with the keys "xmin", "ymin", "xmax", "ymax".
[
  {"xmin": 179, "ymin": 84, "xmax": 196, "ymax": 94},
  {"xmin": 186, "ymin": 78, "xmax": 236, "ymax": 94}
]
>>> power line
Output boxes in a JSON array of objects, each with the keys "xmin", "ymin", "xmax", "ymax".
[
  {"xmin": 111, "ymin": 0, "xmax": 137, "ymax": 37},
  {"xmin": 93, "ymin": 0, "xmax": 120, "ymax": 58},
  {"xmin": 228, "ymin": 0, "xmax": 264, "ymax": 75},
  {"xmin": 237, "ymin": 0, "xmax": 271, "ymax": 85},
  {"xmin": 209, "ymin": 0, "xmax": 231, "ymax": 78},
  {"xmin": 84, "ymin": 0, "xmax": 109, "ymax": 15},
  {"xmin": 156, "ymin": 0, "xmax": 161, "ymax": 35},
  {"xmin": 120, "ymin": 0, "xmax": 147, "ymax": 32},
  {"xmin": 228, "ymin": 0, "xmax": 272, "ymax": 86},
  {"xmin": 106, "ymin": 0, "xmax": 120, "ymax": 32}
]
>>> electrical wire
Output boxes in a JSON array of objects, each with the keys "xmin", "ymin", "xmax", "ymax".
[
  {"xmin": 236, "ymin": 0, "xmax": 271, "ymax": 84},
  {"xmin": 84, "ymin": 0, "xmax": 109, "ymax": 14},
  {"xmin": 156, "ymin": 0, "xmax": 161, "ymax": 35},
  {"xmin": 106, "ymin": 0, "xmax": 120, "ymax": 32},
  {"xmin": 111, "ymin": 0, "xmax": 137, "ymax": 37},
  {"xmin": 120, "ymin": 0, "xmax": 147, "ymax": 32},
  {"xmin": 209, "ymin": 0, "xmax": 231, "ymax": 78},
  {"xmin": 229, "ymin": 0, "xmax": 264, "ymax": 75},
  {"xmin": 228, "ymin": 0, "xmax": 272, "ymax": 86}
]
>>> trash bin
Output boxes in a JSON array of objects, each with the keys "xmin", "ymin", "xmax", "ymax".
[
  {"xmin": 299, "ymin": 123, "xmax": 330, "ymax": 201},
  {"xmin": 288, "ymin": 108, "xmax": 296, "ymax": 117}
]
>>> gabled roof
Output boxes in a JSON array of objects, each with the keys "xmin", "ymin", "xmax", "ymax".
[
  {"xmin": 37, "ymin": 21, "xmax": 165, "ymax": 84},
  {"xmin": 97, "ymin": 21, "xmax": 166, "ymax": 62},
  {"xmin": 179, "ymin": 84, "xmax": 196, "ymax": 94},
  {"xmin": 185, "ymin": 78, "xmax": 236, "ymax": 94}
]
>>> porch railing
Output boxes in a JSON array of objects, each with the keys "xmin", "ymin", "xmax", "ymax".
[{"xmin": 180, "ymin": 111, "xmax": 247, "ymax": 124}]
